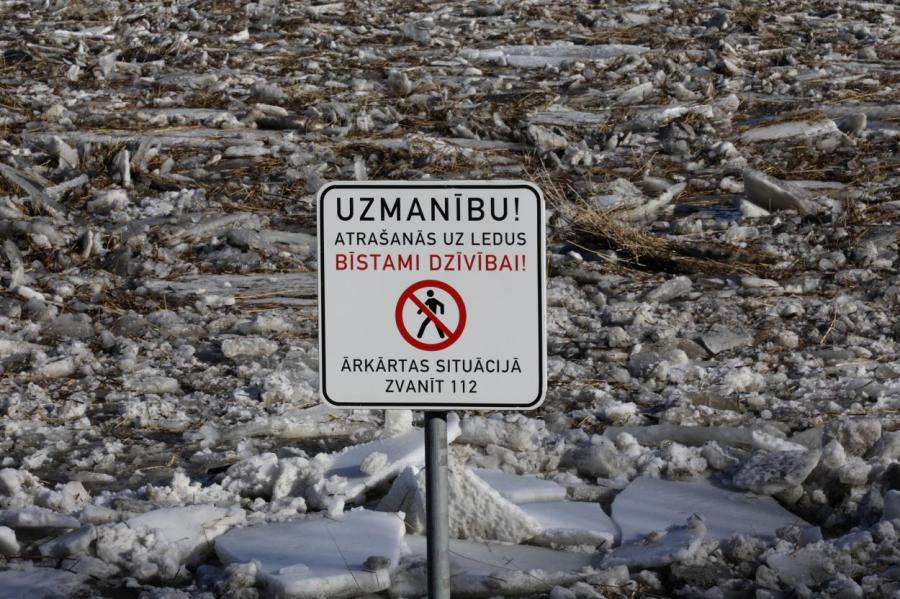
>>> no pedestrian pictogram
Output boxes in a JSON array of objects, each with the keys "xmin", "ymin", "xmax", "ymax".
[{"xmin": 395, "ymin": 279, "xmax": 466, "ymax": 351}]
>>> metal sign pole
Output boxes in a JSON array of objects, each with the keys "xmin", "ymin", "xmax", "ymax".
[{"xmin": 424, "ymin": 411, "xmax": 450, "ymax": 599}]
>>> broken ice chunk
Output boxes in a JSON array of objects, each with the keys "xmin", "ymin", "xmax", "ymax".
[
  {"xmin": 740, "ymin": 118, "xmax": 840, "ymax": 142},
  {"xmin": 40, "ymin": 524, "xmax": 96, "ymax": 558},
  {"xmin": 127, "ymin": 505, "xmax": 243, "ymax": 560},
  {"xmin": 522, "ymin": 501, "xmax": 620, "ymax": 547},
  {"xmin": 603, "ymin": 515, "xmax": 706, "ymax": 569},
  {"xmin": 643, "ymin": 276, "xmax": 693, "ymax": 303},
  {"xmin": 317, "ymin": 419, "xmax": 460, "ymax": 505},
  {"xmin": 742, "ymin": 169, "xmax": 817, "ymax": 215},
  {"xmin": 732, "ymin": 449, "xmax": 821, "ymax": 495},
  {"xmin": 393, "ymin": 535, "xmax": 599, "ymax": 597},
  {"xmin": 50, "ymin": 136, "xmax": 79, "ymax": 169},
  {"xmin": 697, "ymin": 325, "xmax": 752, "ymax": 355},
  {"xmin": 95, "ymin": 505, "xmax": 244, "ymax": 581},
  {"xmin": 0, "ymin": 566, "xmax": 85, "ymax": 598},
  {"xmin": 0, "ymin": 506, "xmax": 80, "ymax": 530},
  {"xmin": 612, "ymin": 477, "xmax": 812, "ymax": 543},
  {"xmin": 216, "ymin": 509, "xmax": 404, "ymax": 598},
  {"xmin": 378, "ymin": 462, "xmax": 541, "ymax": 543},
  {"xmin": 0, "ymin": 525, "xmax": 19, "ymax": 556},
  {"xmin": 835, "ymin": 113, "xmax": 867, "ymax": 136},
  {"xmin": 223, "ymin": 144, "xmax": 270, "ymax": 158},
  {"xmin": 765, "ymin": 541, "xmax": 845, "ymax": 588},
  {"xmin": 449, "ymin": 465, "xmax": 543, "ymax": 543},
  {"xmin": 527, "ymin": 124, "xmax": 568, "ymax": 153},
  {"xmin": 616, "ymin": 81, "xmax": 654, "ymax": 105},
  {"xmin": 458, "ymin": 414, "xmax": 545, "ymax": 450},
  {"xmin": 473, "ymin": 468, "xmax": 568, "ymax": 504},
  {"xmin": 462, "ymin": 42, "xmax": 648, "ymax": 68},
  {"xmin": 739, "ymin": 199, "xmax": 771, "ymax": 219}
]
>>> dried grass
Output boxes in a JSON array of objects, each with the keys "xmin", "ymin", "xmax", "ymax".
[{"xmin": 530, "ymin": 165, "xmax": 773, "ymax": 276}]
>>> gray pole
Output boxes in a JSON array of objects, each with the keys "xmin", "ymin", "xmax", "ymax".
[{"xmin": 424, "ymin": 411, "xmax": 450, "ymax": 599}]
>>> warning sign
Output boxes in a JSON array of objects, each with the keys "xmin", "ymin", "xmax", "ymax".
[{"xmin": 318, "ymin": 181, "xmax": 545, "ymax": 410}]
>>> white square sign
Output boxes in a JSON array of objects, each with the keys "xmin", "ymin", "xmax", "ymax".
[{"xmin": 317, "ymin": 181, "xmax": 545, "ymax": 410}]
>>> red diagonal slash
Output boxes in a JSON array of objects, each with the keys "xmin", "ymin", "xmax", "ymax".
[
  {"xmin": 408, "ymin": 293, "xmax": 454, "ymax": 339},
  {"xmin": 395, "ymin": 279, "xmax": 467, "ymax": 351}
]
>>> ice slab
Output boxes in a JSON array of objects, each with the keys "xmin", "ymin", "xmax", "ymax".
[
  {"xmin": 0, "ymin": 506, "xmax": 80, "ymax": 530},
  {"xmin": 766, "ymin": 543, "xmax": 841, "ymax": 588},
  {"xmin": 697, "ymin": 325, "xmax": 753, "ymax": 355},
  {"xmin": 605, "ymin": 424, "xmax": 804, "ymax": 451},
  {"xmin": 743, "ymin": 169, "xmax": 817, "ymax": 215},
  {"xmin": 321, "ymin": 420, "xmax": 460, "ymax": 504},
  {"xmin": 127, "ymin": 505, "xmax": 244, "ymax": 565},
  {"xmin": 143, "ymin": 272, "xmax": 317, "ymax": 306},
  {"xmin": 604, "ymin": 516, "xmax": 706, "ymax": 569},
  {"xmin": 0, "ymin": 526, "xmax": 19, "ymax": 556},
  {"xmin": 0, "ymin": 566, "xmax": 85, "ymax": 598},
  {"xmin": 740, "ymin": 118, "xmax": 840, "ymax": 142},
  {"xmin": 473, "ymin": 469, "xmax": 568, "ymax": 504},
  {"xmin": 23, "ymin": 127, "xmax": 286, "ymax": 150},
  {"xmin": 528, "ymin": 110, "xmax": 610, "ymax": 128},
  {"xmin": 392, "ymin": 535, "xmax": 599, "ymax": 597},
  {"xmin": 522, "ymin": 501, "xmax": 620, "ymax": 547},
  {"xmin": 379, "ymin": 461, "xmax": 542, "ymax": 543},
  {"xmin": 199, "ymin": 404, "xmax": 362, "ymax": 445},
  {"xmin": 463, "ymin": 42, "xmax": 648, "ymax": 68},
  {"xmin": 612, "ymin": 477, "xmax": 812, "ymax": 543},
  {"xmin": 733, "ymin": 449, "xmax": 821, "ymax": 495},
  {"xmin": 216, "ymin": 509, "xmax": 404, "ymax": 598}
]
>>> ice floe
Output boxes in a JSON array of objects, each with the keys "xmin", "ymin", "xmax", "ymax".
[
  {"xmin": 0, "ymin": 566, "xmax": 85, "ymax": 598},
  {"xmin": 216, "ymin": 509, "xmax": 404, "ymax": 598},
  {"xmin": 393, "ymin": 535, "xmax": 600, "ymax": 597},
  {"xmin": 473, "ymin": 468, "xmax": 568, "ymax": 504},
  {"xmin": 612, "ymin": 477, "xmax": 814, "ymax": 543}
]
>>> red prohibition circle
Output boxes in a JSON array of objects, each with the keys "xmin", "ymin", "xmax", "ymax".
[{"xmin": 395, "ymin": 279, "xmax": 467, "ymax": 351}]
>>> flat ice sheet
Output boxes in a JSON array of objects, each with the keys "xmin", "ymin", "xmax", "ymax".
[
  {"xmin": 394, "ymin": 535, "xmax": 600, "ymax": 597},
  {"xmin": 470, "ymin": 43, "xmax": 649, "ymax": 67},
  {"xmin": 216, "ymin": 509, "xmax": 404, "ymax": 598},
  {"xmin": 404, "ymin": 534, "xmax": 598, "ymax": 575},
  {"xmin": 740, "ymin": 118, "xmax": 839, "ymax": 142},
  {"xmin": 612, "ymin": 477, "xmax": 812, "ymax": 543},
  {"xmin": 521, "ymin": 501, "xmax": 620, "ymax": 546},
  {"xmin": 324, "ymin": 421, "xmax": 460, "ymax": 499},
  {"xmin": 473, "ymin": 469, "xmax": 568, "ymax": 504},
  {"xmin": 128, "ymin": 505, "xmax": 242, "ymax": 561},
  {"xmin": 0, "ymin": 567, "xmax": 85, "ymax": 598}
]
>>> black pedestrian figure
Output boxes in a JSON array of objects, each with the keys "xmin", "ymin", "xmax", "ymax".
[{"xmin": 416, "ymin": 290, "xmax": 445, "ymax": 339}]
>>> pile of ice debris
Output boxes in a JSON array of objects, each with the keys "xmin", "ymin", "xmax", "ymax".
[
  {"xmin": 2, "ymin": 412, "xmax": 900, "ymax": 597},
  {"xmin": 1, "ymin": 0, "xmax": 900, "ymax": 596}
]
